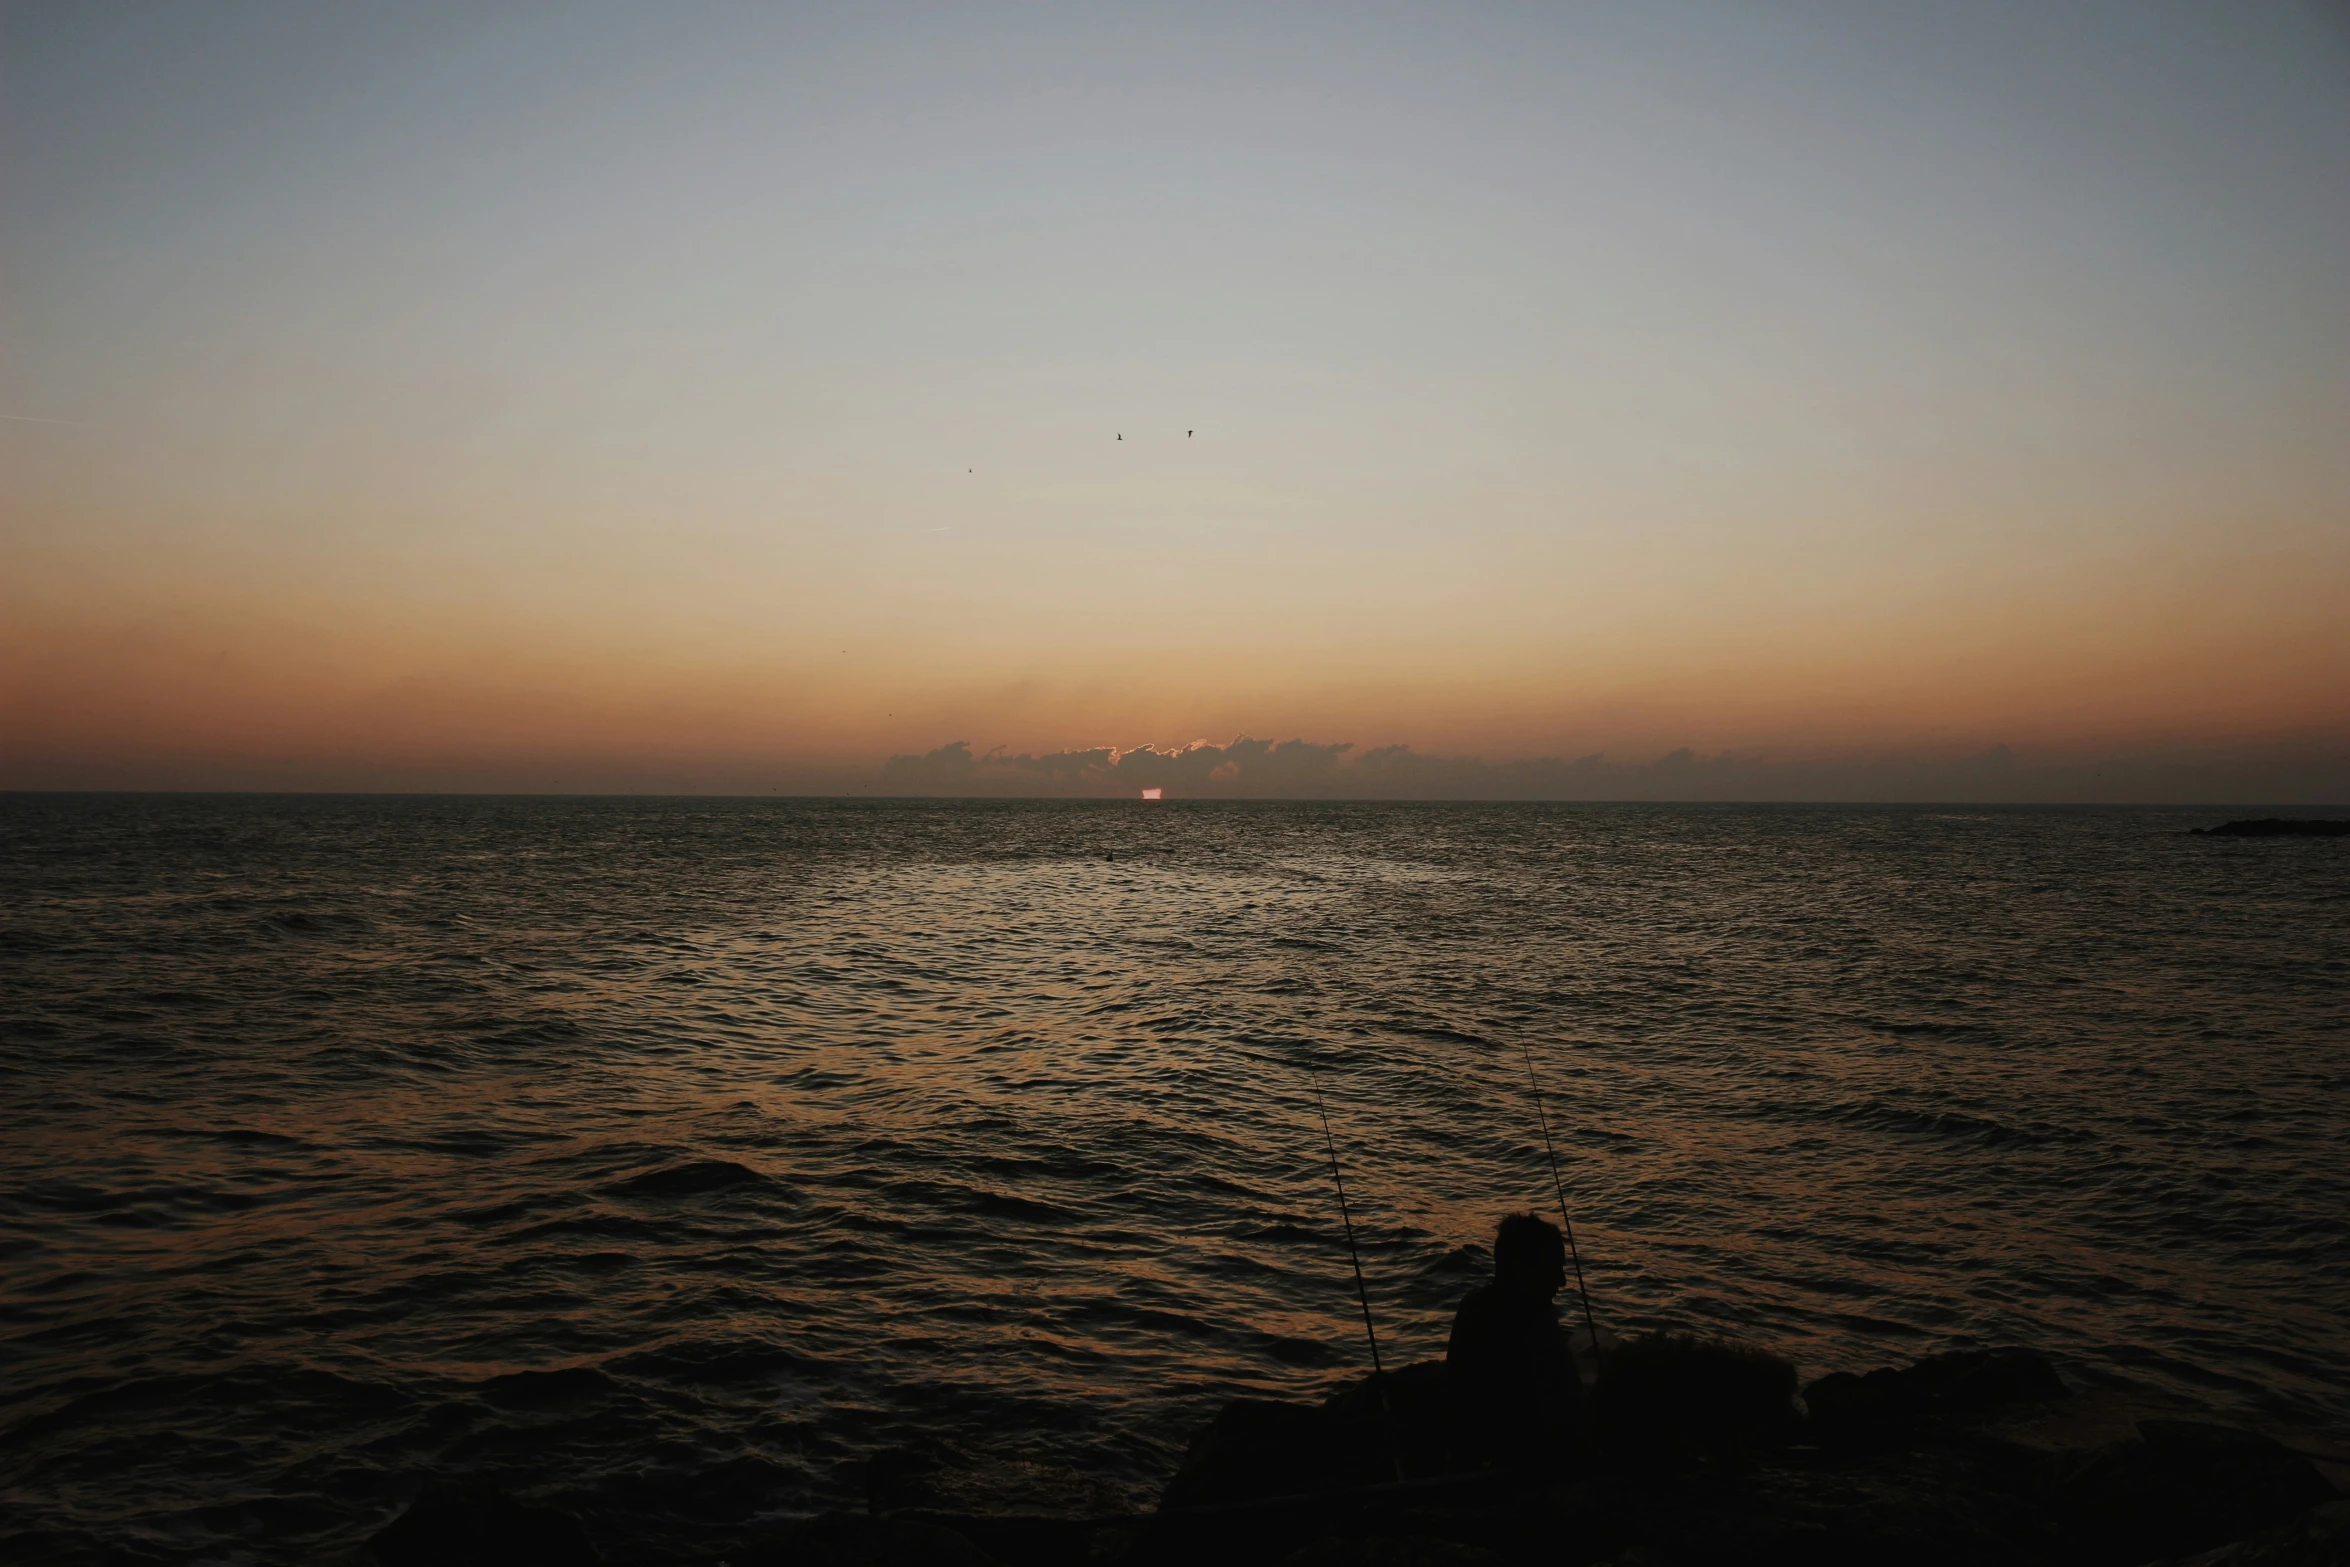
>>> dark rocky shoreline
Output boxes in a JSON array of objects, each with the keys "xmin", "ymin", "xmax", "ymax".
[{"xmin": 358, "ymin": 1342, "xmax": 2350, "ymax": 1567}]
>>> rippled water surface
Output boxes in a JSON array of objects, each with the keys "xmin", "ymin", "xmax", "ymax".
[{"xmin": 4, "ymin": 796, "xmax": 2347, "ymax": 1563}]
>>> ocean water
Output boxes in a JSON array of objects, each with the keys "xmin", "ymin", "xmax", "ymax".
[{"xmin": 3, "ymin": 795, "xmax": 2346, "ymax": 1564}]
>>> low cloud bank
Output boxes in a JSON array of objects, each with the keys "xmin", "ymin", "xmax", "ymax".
[{"xmin": 880, "ymin": 736, "xmax": 2348, "ymax": 804}]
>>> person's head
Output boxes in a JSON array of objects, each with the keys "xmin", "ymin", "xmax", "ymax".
[{"xmin": 1493, "ymin": 1212, "xmax": 1568, "ymax": 1297}]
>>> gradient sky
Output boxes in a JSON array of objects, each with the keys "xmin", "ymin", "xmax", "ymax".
[{"xmin": 5, "ymin": 1, "xmax": 2347, "ymax": 798}]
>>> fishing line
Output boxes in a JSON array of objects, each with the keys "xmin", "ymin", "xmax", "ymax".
[
  {"xmin": 1309, "ymin": 1067, "xmax": 1403, "ymax": 1481},
  {"xmin": 1520, "ymin": 1040, "xmax": 1603, "ymax": 1347}
]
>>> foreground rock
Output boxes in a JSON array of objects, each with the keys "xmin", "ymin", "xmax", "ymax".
[
  {"xmin": 2057, "ymin": 1420, "xmax": 2335, "ymax": 1565},
  {"xmin": 1130, "ymin": 1339, "xmax": 2342, "ymax": 1567},
  {"xmin": 358, "ymin": 1343, "xmax": 2345, "ymax": 1567},
  {"xmin": 1805, "ymin": 1346, "xmax": 2066, "ymax": 1449},
  {"xmin": 2163, "ymin": 1498, "xmax": 2350, "ymax": 1565},
  {"xmin": 361, "ymin": 1481, "xmax": 599, "ymax": 1566},
  {"xmin": 756, "ymin": 1513, "xmax": 998, "ymax": 1567}
]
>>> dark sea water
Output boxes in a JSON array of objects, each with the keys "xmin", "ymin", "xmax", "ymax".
[{"xmin": 4, "ymin": 795, "xmax": 2347, "ymax": 1564}]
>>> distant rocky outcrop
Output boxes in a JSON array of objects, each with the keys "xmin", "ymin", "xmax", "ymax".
[{"xmin": 2189, "ymin": 820, "xmax": 2350, "ymax": 837}]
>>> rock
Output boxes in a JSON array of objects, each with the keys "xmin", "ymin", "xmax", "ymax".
[
  {"xmin": 916, "ymin": 1513, "xmax": 1134, "ymax": 1567},
  {"xmin": 1160, "ymin": 1362, "xmax": 1494, "ymax": 1511},
  {"xmin": 1806, "ymin": 1348, "xmax": 2066, "ymax": 1449},
  {"xmin": 1321, "ymin": 1362, "xmax": 1461, "ymax": 1482},
  {"xmin": 1568, "ymin": 1326, "xmax": 1626, "ymax": 1391},
  {"xmin": 1643, "ymin": 1446, "xmax": 2056, "ymax": 1567},
  {"xmin": 764, "ymin": 1512, "xmax": 998, "ymax": 1567},
  {"xmin": 1976, "ymin": 1385, "xmax": 2204, "ymax": 1464},
  {"xmin": 2057, "ymin": 1421, "xmax": 2335, "ymax": 1566},
  {"xmin": 1162, "ymin": 1399, "xmax": 1337, "ymax": 1510},
  {"xmin": 1142, "ymin": 1348, "xmax": 2332, "ymax": 1567},
  {"xmin": 1592, "ymin": 1331, "xmax": 1799, "ymax": 1466},
  {"xmin": 364, "ymin": 1482, "xmax": 598, "ymax": 1567},
  {"xmin": 1804, "ymin": 1367, "xmax": 1921, "ymax": 1449},
  {"xmin": 1281, "ymin": 1533, "xmax": 1515, "ymax": 1567},
  {"xmin": 2164, "ymin": 1499, "xmax": 2350, "ymax": 1566},
  {"xmin": 1907, "ymin": 1348, "xmax": 2068, "ymax": 1414}
]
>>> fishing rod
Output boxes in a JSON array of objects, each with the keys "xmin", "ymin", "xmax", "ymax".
[
  {"xmin": 1309, "ymin": 1069, "xmax": 1403, "ymax": 1482},
  {"xmin": 1519, "ymin": 1040, "xmax": 1603, "ymax": 1348}
]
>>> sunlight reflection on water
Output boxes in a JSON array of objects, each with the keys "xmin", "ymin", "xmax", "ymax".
[{"xmin": 3, "ymin": 796, "xmax": 2345, "ymax": 1563}]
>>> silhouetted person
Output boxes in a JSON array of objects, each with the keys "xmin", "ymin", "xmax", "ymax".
[{"xmin": 1447, "ymin": 1212, "xmax": 1585, "ymax": 1468}]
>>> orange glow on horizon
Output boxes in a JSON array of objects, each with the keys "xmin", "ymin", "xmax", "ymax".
[{"xmin": 5, "ymin": 4, "xmax": 2345, "ymax": 801}]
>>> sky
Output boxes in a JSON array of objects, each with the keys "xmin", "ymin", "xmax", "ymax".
[{"xmin": 4, "ymin": 0, "xmax": 2347, "ymax": 800}]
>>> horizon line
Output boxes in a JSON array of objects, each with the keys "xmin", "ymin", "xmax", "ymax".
[{"xmin": 4, "ymin": 789, "xmax": 2342, "ymax": 811}]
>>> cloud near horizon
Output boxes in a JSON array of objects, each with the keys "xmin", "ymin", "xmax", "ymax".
[
  {"xmin": 881, "ymin": 736, "xmax": 2348, "ymax": 805},
  {"xmin": 7, "ymin": 6, "xmax": 2346, "ymax": 804}
]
